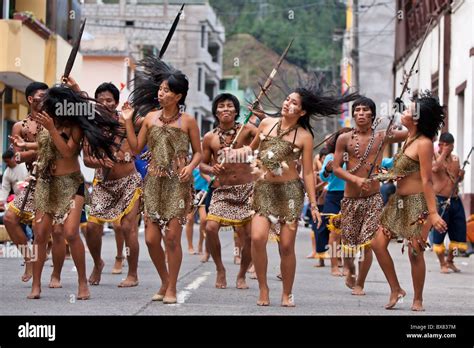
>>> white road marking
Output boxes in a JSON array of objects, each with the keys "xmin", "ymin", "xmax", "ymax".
[{"xmin": 174, "ymin": 271, "xmax": 211, "ymax": 304}]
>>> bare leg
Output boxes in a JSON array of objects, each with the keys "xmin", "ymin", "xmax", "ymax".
[
  {"xmin": 28, "ymin": 212, "xmax": 53, "ymax": 299},
  {"xmin": 279, "ymin": 222, "xmax": 298, "ymax": 307},
  {"xmin": 446, "ymin": 249, "xmax": 460, "ymax": 272},
  {"xmin": 251, "ymin": 215, "xmax": 271, "ymax": 306},
  {"xmin": 329, "ymin": 232, "xmax": 343, "ymax": 276},
  {"xmin": 197, "ymin": 207, "xmax": 207, "ymax": 257},
  {"xmin": 117, "ymin": 199, "xmax": 140, "ymax": 287},
  {"xmin": 49, "ymin": 225, "xmax": 65, "ymax": 288},
  {"xmin": 233, "ymin": 228, "xmax": 242, "ymax": 265},
  {"xmin": 144, "ymin": 217, "xmax": 168, "ymax": 300},
  {"xmin": 352, "ymin": 246, "xmax": 373, "ymax": 295},
  {"xmin": 113, "ymin": 225, "xmax": 125, "ymax": 274},
  {"xmin": 63, "ymin": 195, "xmax": 89, "ymax": 300},
  {"xmin": 371, "ymin": 228, "xmax": 406, "ymax": 309},
  {"xmin": 85, "ymin": 221, "xmax": 105, "ymax": 285},
  {"xmin": 163, "ymin": 218, "xmax": 183, "ymax": 303},
  {"xmin": 205, "ymin": 220, "xmax": 226, "ymax": 288},
  {"xmin": 3, "ymin": 209, "xmax": 33, "ymax": 282},
  {"xmin": 343, "ymin": 256, "xmax": 356, "ymax": 289},
  {"xmin": 235, "ymin": 223, "xmax": 252, "ymax": 289},
  {"xmin": 408, "ymin": 224, "xmax": 430, "ymax": 312},
  {"xmin": 185, "ymin": 211, "xmax": 195, "ymax": 254}
]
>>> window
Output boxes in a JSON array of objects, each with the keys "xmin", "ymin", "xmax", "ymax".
[
  {"xmin": 456, "ymin": 91, "xmax": 465, "ymax": 166},
  {"xmin": 197, "ymin": 67, "xmax": 202, "ymax": 92},
  {"xmin": 201, "ymin": 25, "xmax": 206, "ymax": 48}
]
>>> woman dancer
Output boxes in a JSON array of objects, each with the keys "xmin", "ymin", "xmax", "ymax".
[
  {"xmin": 122, "ymin": 57, "xmax": 202, "ymax": 304},
  {"xmin": 371, "ymin": 92, "xmax": 448, "ymax": 311}
]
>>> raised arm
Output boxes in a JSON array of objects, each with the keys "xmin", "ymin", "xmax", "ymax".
[{"xmin": 121, "ymin": 102, "xmax": 148, "ymax": 155}]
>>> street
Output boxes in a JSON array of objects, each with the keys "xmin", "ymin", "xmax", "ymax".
[{"xmin": 1, "ymin": 223, "xmax": 473, "ymax": 316}]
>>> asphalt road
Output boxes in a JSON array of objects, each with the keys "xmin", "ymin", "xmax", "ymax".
[{"xmin": 1, "ymin": 223, "xmax": 473, "ymax": 315}]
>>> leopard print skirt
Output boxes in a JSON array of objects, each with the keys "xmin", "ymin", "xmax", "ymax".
[
  {"xmin": 340, "ymin": 193, "xmax": 383, "ymax": 251},
  {"xmin": 207, "ymin": 182, "xmax": 254, "ymax": 226},
  {"xmin": 88, "ymin": 171, "xmax": 142, "ymax": 224},
  {"xmin": 9, "ymin": 180, "xmax": 36, "ymax": 224}
]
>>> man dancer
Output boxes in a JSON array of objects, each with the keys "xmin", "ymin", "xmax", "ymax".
[
  {"xmin": 432, "ymin": 132, "xmax": 467, "ymax": 273},
  {"xmin": 83, "ymin": 82, "xmax": 142, "ymax": 287},
  {"xmin": 200, "ymin": 93, "xmax": 257, "ymax": 289},
  {"xmin": 3, "ymin": 82, "xmax": 67, "ymax": 285},
  {"xmin": 333, "ymin": 97, "xmax": 407, "ymax": 295}
]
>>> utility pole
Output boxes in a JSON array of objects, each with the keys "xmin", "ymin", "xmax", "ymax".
[{"xmin": 352, "ymin": 0, "xmax": 359, "ymax": 90}]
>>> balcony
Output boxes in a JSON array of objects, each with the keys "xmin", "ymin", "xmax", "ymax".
[{"xmin": 0, "ymin": 15, "xmax": 51, "ymax": 90}]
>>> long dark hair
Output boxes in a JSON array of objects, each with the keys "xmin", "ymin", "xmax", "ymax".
[
  {"xmin": 293, "ymin": 82, "xmax": 359, "ymax": 137},
  {"xmin": 41, "ymin": 86, "xmax": 123, "ymax": 160},
  {"xmin": 129, "ymin": 56, "xmax": 189, "ymax": 119},
  {"xmin": 412, "ymin": 91, "xmax": 445, "ymax": 140}
]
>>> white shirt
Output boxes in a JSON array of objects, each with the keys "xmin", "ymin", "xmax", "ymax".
[{"xmin": 0, "ymin": 163, "xmax": 29, "ymax": 202}]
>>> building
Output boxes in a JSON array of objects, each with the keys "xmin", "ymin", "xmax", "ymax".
[
  {"xmin": 341, "ymin": 0, "xmax": 396, "ymax": 128},
  {"xmin": 82, "ymin": 0, "xmax": 225, "ymax": 136},
  {"xmin": 0, "ymin": 0, "xmax": 84, "ymax": 157},
  {"xmin": 393, "ymin": 0, "xmax": 473, "ymax": 214}
]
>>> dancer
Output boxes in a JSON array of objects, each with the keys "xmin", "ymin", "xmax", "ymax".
[
  {"xmin": 200, "ymin": 93, "xmax": 257, "ymax": 289},
  {"xmin": 333, "ymin": 97, "xmax": 407, "ymax": 295},
  {"xmin": 371, "ymin": 92, "xmax": 448, "ymax": 311},
  {"xmin": 84, "ymin": 82, "xmax": 142, "ymax": 287},
  {"xmin": 431, "ymin": 132, "xmax": 467, "ymax": 273},
  {"xmin": 231, "ymin": 82, "xmax": 357, "ymax": 306},
  {"xmin": 122, "ymin": 56, "xmax": 202, "ymax": 304},
  {"xmin": 4, "ymin": 82, "xmax": 50, "ymax": 283},
  {"xmin": 11, "ymin": 85, "xmax": 122, "ymax": 299}
]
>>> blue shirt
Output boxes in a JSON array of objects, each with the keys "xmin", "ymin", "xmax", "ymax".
[
  {"xmin": 193, "ymin": 168, "xmax": 208, "ymax": 191},
  {"xmin": 381, "ymin": 157, "xmax": 394, "ymax": 169},
  {"xmin": 319, "ymin": 153, "xmax": 345, "ymax": 192}
]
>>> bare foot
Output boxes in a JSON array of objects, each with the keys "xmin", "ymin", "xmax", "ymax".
[
  {"xmin": 200, "ymin": 253, "xmax": 210, "ymax": 263},
  {"xmin": 118, "ymin": 276, "xmax": 139, "ymax": 287},
  {"xmin": 112, "ymin": 256, "xmax": 123, "ymax": 274},
  {"xmin": 49, "ymin": 275, "xmax": 62, "ymax": 288},
  {"xmin": 21, "ymin": 262, "xmax": 33, "ymax": 282},
  {"xmin": 257, "ymin": 287, "xmax": 270, "ymax": 306},
  {"xmin": 163, "ymin": 288, "xmax": 177, "ymax": 304},
  {"xmin": 306, "ymin": 252, "xmax": 316, "ymax": 259},
  {"xmin": 342, "ymin": 267, "xmax": 349, "ymax": 276},
  {"xmin": 440, "ymin": 264, "xmax": 450, "ymax": 274},
  {"xmin": 236, "ymin": 277, "xmax": 249, "ymax": 289},
  {"xmin": 27, "ymin": 286, "xmax": 41, "ymax": 299},
  {"xmin": 314, "ymin": 259, "xmax": 325, "ymax": 268},
  {"xmin": 88, "ymin": 260, "xmax": 105, "ymax": 285},
  {"xmin": 281, "ymin": 293, "xmax": 295, "ymax": 307},
  {"xmin": 411, "ymin": 300, "xmax": 425, "ymax": 311},
  {"xmin": 234, "ymin": 255, "xmax": 241, "ymax": 265},
  {"xmin": 188, "ymin": 248, "xmax": 196, "ymax": 255},
  {"xmin": 447, "ymin": 262, "xmax": 461, "ymax": 273},
  {"xmin": 330, "ymin": 267, "xmax": 343, "ymax": 277},
  {"xmin": 385, "ymin": 289, "xmax": 406, "ymax": 309},
  {"xmin": 77, "ymin": 282, "xmax": 90, "ymax": 300},
  {"xmin": 152, "ymin": 284, "xmax": 168, "ymax": 301},
  {"xmin": 345, "ymin": 273, "xmax": 356, "ymax": 289},
  {"xmin": 215, "ymin": 270, "xmax": 227, "ymax": 289},
  {"xmin": 351, "ymin": 286, "xmax": 366, "ymax": 296}
]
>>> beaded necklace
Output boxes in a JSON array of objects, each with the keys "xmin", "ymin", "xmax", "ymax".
[{"xmin": 348, "ymin": 128, "xmax": 376, "ymax": 174}]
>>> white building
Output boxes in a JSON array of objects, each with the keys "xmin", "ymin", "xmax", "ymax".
[
  {"xmin": 82, "ymin": 0, "xmax": 225, "ymax": 135},
  {"xmin": 393, "ymin": 0, "xmax": 473, "ymax": 214}
]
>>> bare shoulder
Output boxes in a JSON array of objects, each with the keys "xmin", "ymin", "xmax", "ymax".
[
  {"xmin": 243, "ymin": 122, "xmax": 257, "ymax": 132},
  {"xmin": 202, "ymin": 130, "xmax": 216, "ymax": 144},
  {"xmin": 298, "ymin": 127, "xmax": 312, "ymax": 142},
  {"xmin": 337, "ymin": 131, "xmax": 350, "ymax": 144}
]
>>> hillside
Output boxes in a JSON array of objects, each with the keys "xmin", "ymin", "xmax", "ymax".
[{"xmin": 223, "ymin": 33, "xmax": 308, "ymax": 105}]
